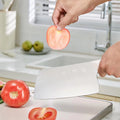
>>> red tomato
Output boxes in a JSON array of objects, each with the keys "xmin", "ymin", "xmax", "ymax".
[
  {"xmin": 1, "ymin": 80, "xmax": 30, "ymax": 107},
  {"xmin": 28, "ymin": 107, "xmax": 57, "ymax": 120},
  {"xmin": 47, "ymin": 25, "xmax": 70, "ymax": 50}
]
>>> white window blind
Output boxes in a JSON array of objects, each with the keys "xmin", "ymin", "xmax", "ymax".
[{"xmin": 31, "ymin": 0, "xmax": 120, "ymax": 30}]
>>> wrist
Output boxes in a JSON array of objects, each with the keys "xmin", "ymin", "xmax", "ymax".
[{"xmin": 91, "ymin": 0, "xmax": 110, "ymax": 7}]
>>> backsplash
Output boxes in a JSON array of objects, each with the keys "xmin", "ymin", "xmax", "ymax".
[{"xmin": 12, "ymin": 0, "xmax": 120, "ymax": 56}]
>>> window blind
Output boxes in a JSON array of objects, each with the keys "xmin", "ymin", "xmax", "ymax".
[{"xmin": 32, "ymin": 0, "xmax": 120, "ymax": 30}]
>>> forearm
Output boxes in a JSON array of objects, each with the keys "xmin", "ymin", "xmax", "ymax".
[
  {"xmin": 92, "ymin": 0, "xmax": 110, "ymax": 7},
  {"xmin": 53, "ymin": 0, "xmax": 110, "ymax": 30}
]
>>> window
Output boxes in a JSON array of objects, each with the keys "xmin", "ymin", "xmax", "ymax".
[
  {"xmin": 29, "ymin": 0, "xmax": 120, "ymax": 30},
  {"xmin": 28, "ymin": 0, "xmax": 120, "ymax": 97}
]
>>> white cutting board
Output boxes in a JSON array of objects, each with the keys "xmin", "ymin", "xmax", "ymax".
[{"xmin": 0, "ymin": 97, "xmax": 112, "ymax": 120}]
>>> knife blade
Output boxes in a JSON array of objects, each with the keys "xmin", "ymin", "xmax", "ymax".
[{"xmin": 34, "ymin": 60, "xmax": 99, "ymax": 99}]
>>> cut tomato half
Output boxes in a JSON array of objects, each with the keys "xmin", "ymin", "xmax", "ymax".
[
  {"xmin": 28, "ymin": 107, "xmax": 57, "ymax": 120},
  {"xmin": 47, "ymin": 25, "xmax": 70, "ymax": 50}
]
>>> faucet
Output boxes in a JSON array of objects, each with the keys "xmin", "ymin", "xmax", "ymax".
[{"xmin": 95, "ymin": 1, "xmax": 112, "ymax": 52}]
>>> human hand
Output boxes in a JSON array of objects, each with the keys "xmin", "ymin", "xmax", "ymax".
[
  {"xmin": 98, "ymin": 41, "xmax": 120, "ymax": 78},
  {"xmin": 52, "ymin": 0, "xmax": 109, "ymax": 30}
]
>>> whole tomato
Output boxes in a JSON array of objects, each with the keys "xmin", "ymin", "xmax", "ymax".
[{"xmin": 1, "ymin": 80, "xmax": 30, "ymax": 107}]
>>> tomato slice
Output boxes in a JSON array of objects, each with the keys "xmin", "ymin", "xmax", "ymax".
[
  {"xmin": 28, "ymin": 107, "xmax": 57, "ymax": 120},
  {"xmin": 47, "ymin": 25, "xmax": 70, "ymax": 50},
  {"xmin": 1, "ymin": 80, "xmax": 30, "ymax": 107}
]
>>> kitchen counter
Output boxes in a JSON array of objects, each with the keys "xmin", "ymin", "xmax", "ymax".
[
  {"xmin": 1, "ymin": 77, "xmax": 120, "ymax": 102},
  {"xmin": 0, "ymin": 86, "xmax": 120, "ymax": 120},
  {"xmin": 1, "ymin": 77, "xmax": 120, "ymax": 120},
  {"xmin": 0, "ymin": 47, "xmax": 120, "ymax": 95},
  {"xmin": 0, "ymin": 48, "xmax": 120, "ymax": 102},
  {"xmin": 0, "ymin": 48, "xmax": 119, "ymax": 98},
  {"xmin": 0, "ymin": 75, "xmax": 120, "ymax": 120},
  {"xmin": 0, "ymin": 48, "xmax": 51, "ymax": 82},
  {"xmin": 0, "ymin": 48, "xmax": 120, "ymax": 120},
  {"xmin": 0, "ymin": 47, "xmax": 99, "ymax": 82},
  {"xmin": 102, "ymin": 101, "xmax": 120, "ymax": 120}
]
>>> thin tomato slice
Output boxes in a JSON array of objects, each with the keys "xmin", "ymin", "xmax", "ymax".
[
  {"xmin": 28, "ymin": 107, "xmax": 57, "ymax": 120},
  {"xmin": 47, "ymin": 25, "xmax": 70, "ymax": 50}
]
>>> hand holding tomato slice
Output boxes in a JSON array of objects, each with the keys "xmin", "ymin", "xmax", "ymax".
[
  {"xmin": 1, "ymin": 80, "xmax": 30, "ymax": 107},
  {"xmin": 47, "ymin": 25, "xmax": 70, "ymax": 50},
  {"xmin": 28, "ymin": 107, "xmax": 57, "ymax": 120}
]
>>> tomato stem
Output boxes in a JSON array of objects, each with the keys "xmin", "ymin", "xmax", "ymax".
[{"xmin": 10, "ymin": 91, "xmax": 18, "ymax": 99}]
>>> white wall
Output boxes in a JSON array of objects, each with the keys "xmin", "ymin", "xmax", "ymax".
[{"xmin": 12, "ymin": 0, "xmax": 120, "ymax": 56}]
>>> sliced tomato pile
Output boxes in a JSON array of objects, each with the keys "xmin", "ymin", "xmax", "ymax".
[
  {"xmin": 28, "ymin": 107, "xmax": 57, "ymax": 120},
  {"xmin": 1, "ymin": 80, "xmax": 30, "ymax": 107},
  {"xmin": 47, "ymin": 25, "xmax": 70, "ymax": 50}
]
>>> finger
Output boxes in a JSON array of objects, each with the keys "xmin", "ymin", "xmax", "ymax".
[
  {"xmin": 114, "ymin": 73, "xmax": 120, "ymax": 78},
  {"xmin": 52, "ymin": 5, "xmax": 62, "ymax": 25},
  {"xmin": 98, "ymin": 68, "xmax": 107, "ymax": 77},
  {"xmin": 57, "ymin": 13, "xmax": 74, "ymax": 30},
  {"xmin": 59, "ymin": 13, "xmax": 78, "ymax": 25},
  {"xmin": 98, "ymin": 61, "xmax": 107, "ymax": 77},
  {"xmin": 59, "ymin": 13, "xmax": 65, "ymax": 20},
  {"xmin": 105, "ymin": 66, "xmax": 114, "ymax": 76},
  {"xmin": 112, "ymin": 69, "xmax": 120, "ymax": 78},
  {"xmin": 71, "ymin": 16, "xmax": 79, "ymax": 23}
]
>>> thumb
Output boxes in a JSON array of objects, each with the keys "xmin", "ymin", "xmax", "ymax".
[{"xmin": 57, "ymin": 13, "xmax": 73, "ymax": 30}]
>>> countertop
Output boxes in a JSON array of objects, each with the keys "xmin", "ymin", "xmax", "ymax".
[
  {"xmin": 0, "ymin": 86, "xmax": 120, "ymax": 120},
  {"xmin": 1, "ymin": 78, "xmax": 120, "ymax": 120},
  {"xmin": 0, "ymin": 48, "xmax": 120, "ymax": 119},
  {"xmin": 102, "ymin": 101, "xmax": 120, "ymax": 120},
  {"xmin": 0, "ymin": 48, "xmax": 119, "ymax": 100},
  {"xmin": 0, "ymin": 48, "xmax": 99, "ymax": 82}
]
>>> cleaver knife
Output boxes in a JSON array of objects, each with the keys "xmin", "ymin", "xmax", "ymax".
[{"xmin": 34, "ymin": 60, "xmax": 99, "ymax": 99}]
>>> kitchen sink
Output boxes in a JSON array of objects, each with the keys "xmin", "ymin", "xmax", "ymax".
[{"xmin": 26, "ymin": 53, "xmax": 99, "ymax": 69}]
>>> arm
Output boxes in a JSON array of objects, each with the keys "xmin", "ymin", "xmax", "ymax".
[{"xmin": 52, "ymin": 0, "xmax": 110, "ymax": 30}]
